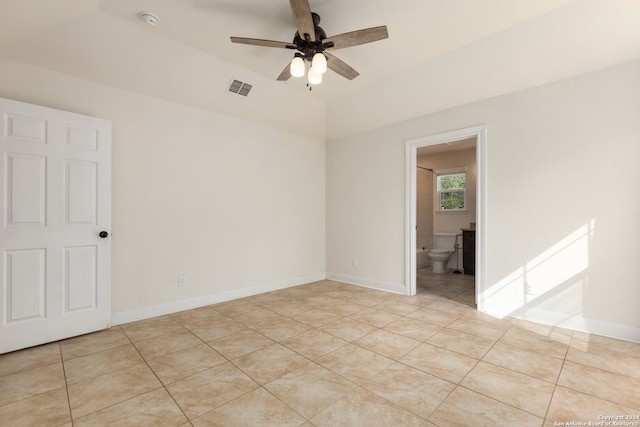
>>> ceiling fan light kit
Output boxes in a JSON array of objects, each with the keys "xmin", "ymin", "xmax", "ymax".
[{"xmin": 231, "ymin": 0, "xmax": 388, "ymax": 89}]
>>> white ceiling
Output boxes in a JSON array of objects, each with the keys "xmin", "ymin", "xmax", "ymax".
[
  {"xmin": 1, "ymin": 0, "xmax": 640, "ymax": 139},
  {"xmin": 96, "ymin": 0, "xmax": 582, "ymax": 99}
]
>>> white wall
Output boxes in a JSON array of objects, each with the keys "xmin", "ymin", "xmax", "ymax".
[
  {"xmin": 0, "ymin": 59, "xmax": 326, "ymax": 321},
  {"xmin": 325, "ymin": 128, "xmax": 407, "ymax": 293},
  {"xmin": 327, "ymin": 60, "xmax": 640, "ymax": 341}
]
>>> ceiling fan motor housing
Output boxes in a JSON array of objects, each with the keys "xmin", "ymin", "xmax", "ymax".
[{"xmin": 293, "ymin": 13, "xmax": 331, "ymax": 60}]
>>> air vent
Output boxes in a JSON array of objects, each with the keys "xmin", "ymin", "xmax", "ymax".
[{"xmin": 227, "ymin": 79, "xmax": 252, "ymax": 97}]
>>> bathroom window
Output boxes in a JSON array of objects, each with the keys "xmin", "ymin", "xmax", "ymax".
[{"xmin": 436, "ymin": 168, "xmax": 466, "ymax": 211}]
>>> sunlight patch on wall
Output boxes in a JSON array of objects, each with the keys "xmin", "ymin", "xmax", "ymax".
[
  {"xmin": 486, "ymin": 221, "xmax": 595, "ymax": 319},
  {"xmin": 524, "ymin": 222, "xmax": 592, "ymax": 302},
  {"xmin": 485, "ymin": 266, "xmax": 526, "ymax": 313}
]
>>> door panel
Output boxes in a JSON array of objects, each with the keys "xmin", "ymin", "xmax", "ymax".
[
  {"xmin": 64, "ymin": 245, "xmax": 97, "ymax": 312},
  {"xmin": 66, "ymin": 126, "xmax": 98, "ymax": 151},
  {"xmin": 7, "ymin": 154, "xmax": 46, "ymax": 225},
  {"xmin": 66, "ymin": 160, "xmax": 98, "ymax": 224},
  {"xmin": 6, "ymin": 113, "xmax": 47, "ymax": 144},
  {"xmin": 0, "ymin": 97, "xmax": 111, "ymax": 354},
  {"xmin": 6, "ymin": 249, "xmax": 46, "ymax": 322}
]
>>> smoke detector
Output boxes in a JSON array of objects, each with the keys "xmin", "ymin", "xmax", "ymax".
[{"xmin": 140, "ymin": 12, "xmax": 159, "ymax": 26}]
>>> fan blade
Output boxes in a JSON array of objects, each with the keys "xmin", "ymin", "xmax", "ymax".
[
  {"xmin": 230, "ymin": 37, "xmax": 296, "ymax": 49},
  {"xmin": 277, "ymin": 64, "xmax": 292, "ymax": 81},
  {"xmin": 325, "ymin": 52, "xmax": 359, "ymax": 80},
  {"xmin": 289, "ymin": 0, "xmax": 315, "ymax": 42},
  {"xmin": 324, "ymin": 26, "xmax": 388, "ymax": 50}
]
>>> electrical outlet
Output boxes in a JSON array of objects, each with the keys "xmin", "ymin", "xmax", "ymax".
[
  {"xmin": 525, "ymin": 282, "xmax": 534, "ymax": 295},
  {"xmin": 352, "ymin": 259, "xmax": 359, "ymax": 268},
  {"xmin": 178, "ymin": 275, "xmax": 187, "ymax": 287}
]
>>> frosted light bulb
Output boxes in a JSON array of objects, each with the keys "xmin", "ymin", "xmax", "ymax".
[
  {"xmin": 290, "ymin": 57, "xmax": 305, "ymax": 78},
  {"xmin": 311, "ymin": 52, "xmax": 327, "ymax": 74},
  {"xmin": 308, "ymin": 68, "xmax": 322, "ymax": 84}
]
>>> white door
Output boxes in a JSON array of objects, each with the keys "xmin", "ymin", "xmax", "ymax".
[{"xmin": 0, "ymin": 97, "xmax": 111, "ymax": 354}]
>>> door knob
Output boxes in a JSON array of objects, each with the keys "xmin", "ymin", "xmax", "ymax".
[{"xmin": 99, "ymin": 231, "xmax": 109, "ymax": 238}]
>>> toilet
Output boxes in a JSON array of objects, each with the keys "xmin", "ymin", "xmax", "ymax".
[{"xmin": 428, "ymin": 233, "xmax": 458, "ymax": 273}]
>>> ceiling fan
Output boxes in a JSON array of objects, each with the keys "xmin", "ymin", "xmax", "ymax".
[{"xmin": 230, "ymin": 0, "xmax": 388, "ymax": 87}]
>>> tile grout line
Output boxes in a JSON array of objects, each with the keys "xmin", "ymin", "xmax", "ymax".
[
  {"xmin": 216, "ymin": 309, "xmax": 369, "ymax": 425},
  {"xmin": 269, "ymin": 314, "xmax": 430, "ymax": 424},
  {"xmin": 58, "ymin": 342, "xmax": 75, "ymax": 427},
  {"xmin": 63, "ymin": 327, "xmax": 160, "ymax": 424},
  {"xmin": 417, "ymin": 278, "xmax": 476, "ymax": 424},
  {"xmin": 454, "ymin": 383, "xmax": 547, "ymax": 421},
  {"xmin": 123, "ymin": 324, "xmax": 194, "ymax": 425},
  {"xmin": 422, "ymin": 316, "xmax": 541, "ymax": 424},
  {"xmin": 541, "ymin": 338, "xmax": 572, "ymax": 425},
  {"xmin": 453, "ymin": 311, "xmax": 547, "ymax": 420},
  {"xmin": 549, "ymin": 357, "xmax": 640, "ymax": 413}
]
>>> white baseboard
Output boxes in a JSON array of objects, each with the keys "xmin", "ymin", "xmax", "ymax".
[
  {"xmin": 325, "ymin": 272, "xmax": 406, "ymax": 295},
  {"xmin": 111, "ymin": 272, "xmax": 639, "ymax": 344},
  {"xmin": 111, "ymin": 272, "xmax": 326, "ymax": 325},
  {"xmin": 483, "ymin": 303, "xmax": 640, "ymax": 343}
]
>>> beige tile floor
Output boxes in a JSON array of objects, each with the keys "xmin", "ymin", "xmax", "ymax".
[{"xmin": 2, "ymin": 269, "xmax": 639, "ymax": 426}]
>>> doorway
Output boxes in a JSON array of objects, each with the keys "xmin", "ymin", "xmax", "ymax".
[{"xmin": 405, "ymin": 125, "xmax": 486, "ymax": 311}]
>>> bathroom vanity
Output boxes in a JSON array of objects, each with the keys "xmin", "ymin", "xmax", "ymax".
[{"xmin": 461, "ymin": 229, "xmax": 476, "ymax": 275}]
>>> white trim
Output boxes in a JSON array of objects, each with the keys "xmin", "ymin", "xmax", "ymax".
[
  {"xmin": 484, "ymin": 304, "xmax": 640, "ymax": 344},
  {"xmin": 325, "ymin": 272, "xmax": 406, "ymax": 295},
  {"xmin": 406, "ymin": 143, "xmax": 418, "ymax": 296},
  {"xmin": 111, "ymin": 272, "xmax": 326, "ymax": 325},
  {"xmin": 110, "ymin": 269, "xmax": 640, "ymax": 343},
  {"xmin": 405, "ymin": 125, "xmax": 487, "ymax": 309}
]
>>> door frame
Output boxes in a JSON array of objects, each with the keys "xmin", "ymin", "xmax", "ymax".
[{"xmin": 405, "ymin": 125, "xmax": 487, "ymax": 311}]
